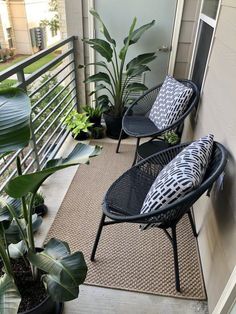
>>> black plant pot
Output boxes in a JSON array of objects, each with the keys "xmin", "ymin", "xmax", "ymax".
[
  {"xmin": 89, "ymin": 116, "xmax": 101, "ymax": 127},
  {"xmin": 19, "ymin": 296, "xmax": 63, "ymax": 314},
  {"xmin": 103, "ymin": 112, "xmax": 128, "ymax": 140},
  {"xmin": 73, "ymin": 131, "xmax": 89, "ymax": 141},
  {"xmin": 34, "ymin": 204, "xmax": 48, "ymax": 217},
  {"xmin": 90, "ymin": 125, "xmax": 105, "ymax": 139}
]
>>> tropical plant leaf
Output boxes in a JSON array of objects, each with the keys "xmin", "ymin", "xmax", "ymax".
[
  {"xmin": 126, "ymin": 65, "xmax": 151, "ymax": 77},
  {"xmin": 90, "ymin": 9, "xmax": 116, "ymax": 46},
  {"xmin": 89, "ymin": 84, "xmax": 106, "ymax": 96},
  {"xmin": 126, "ymin": 53, "xmax": 156, "ymax": 72},
  {"xmin": 28, "ymin": 238, "xmax": 87, "ymax": 302},
  {"xmin": 125, "ymin": 83, "xmax": 148, "ymax": 93},
  {"xmin": 124, "ymin": 20, "xmax": 155, "ymax": 45},
  {"xmin": 119, "ymin": 17, "xmax": 137, "ymax": 60},
  {"xmin": 83, "ymin": 39, "xmax": 113, "ymax": 62},
  {"xmin": 5, "ymin": 214, "xmax": 42, "ymax": 244},
  {"xmin": 79, "ymin": 61, "xmax": 107, "ymax": 69},
  {"xmin": 5, "ymin": 143, "xmax": 102, "ymax": 198},
  {"xmin": 0, "ymin": 88, "xmax": 31, "ymax": 154},
  {"xmin": 85, "ymin": 72, "xmax": 111, "ymax": 85},
  {"xmin": 0, "ymin": 274, "xmax": 21, "ymax": 314},
  {"xmin": 8, "ymin": 240, "xmax": 27, "ymax": 259}
]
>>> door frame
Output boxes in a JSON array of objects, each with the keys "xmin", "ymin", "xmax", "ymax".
[
  {"xmin": 87, "ymin": 0, "xmax": 184, "ymax": 80},
  {"xmin": 213, "ymin": 266, "xmax": 236, "ymax": 314},
  {"xmin": 188, "ymin": 0, "xmax": 222, "ymax": 93}
]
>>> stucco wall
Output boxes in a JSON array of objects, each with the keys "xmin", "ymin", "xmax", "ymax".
[
  {"xmin": 0, "ymin": 0, "xmax": 12, "ymax": 48},
  {"xmin": 174, "ymin": 0, "xmax": 201, "ymax": 79},
  {"xmin": 183, "ymin": 1, "xmax": 236, "ymax": 312}
]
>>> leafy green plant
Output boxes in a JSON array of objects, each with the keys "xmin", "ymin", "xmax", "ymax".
[
  {"xmin": 81, "ymin": 9, "xmax": 157, "ymax": 117},
  {"xmin": 33, "ymin": 192, "xmax": 44, "ymax": 207},
  {"xmin": 63, "ymin": 110, "xmax": 94, "ymax": 138},
  {"xmin": 164, "ymin": 131, "xmax": 180, "ymax": 145},
  {"xmin": 0, "ymin": 88, "xmax": 102, "ymax": 313}
]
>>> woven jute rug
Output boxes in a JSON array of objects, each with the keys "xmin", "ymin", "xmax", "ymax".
[{"xmin": 46, "ymin": 141, "xmax": 206, "ymax": 300}]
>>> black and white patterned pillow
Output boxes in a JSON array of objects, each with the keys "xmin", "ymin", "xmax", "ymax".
[
  {"xmin": 149, "ymin": 76, "xmax": 193, "ymax": 130},
  {"xmin": 140, "ymin": 134, "xmax": 214, "ymax": 228}
]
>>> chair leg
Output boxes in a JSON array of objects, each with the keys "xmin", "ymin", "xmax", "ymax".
[
  {"xmin": 132, "ymin": 137, "xmax": 141, "ymax": 166},
  {"xmin": 90, "ymin": 213, "xmax": 106, "ymax": 261},
  {"xmin": 172, "ymin": 226, "xmax": 181, "ymax": 292},
  {"xmin": 187, "ymin": 210, "xmax": 198, "ymax": 237},
  {"xmin": 116, "ymin": 129, "xmax": 124, "ymax": 153}
]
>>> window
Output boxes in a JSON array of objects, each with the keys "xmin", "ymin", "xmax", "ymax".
[
  {"xmin": 189, "ymin": 0, "xmax": 220, "ymax": 91},
  {"xmin": 6, "ymin": 27, "xmax": 13, "ymax": 48}
]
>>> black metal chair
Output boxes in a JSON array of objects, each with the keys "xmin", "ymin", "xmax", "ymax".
[
  {"xmin": 91, "ymin": 141, "xmax": 228, "ymax": 292},
  {"xmin": 116, "ymin": 80, "xmax": 200, "ymax": 165}
]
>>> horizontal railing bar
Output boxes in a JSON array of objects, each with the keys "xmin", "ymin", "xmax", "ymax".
[
  {"xmin": 41, "ymin": 129, "xmax": 70, "ymax": 169},
  {"xmin": 20, "ymin": 147, "xmax": 34, "ymax": 165},
  {"xmin": 38, "ymin": 103, "xmax": 75, "ymax": 157},
  {"xmin": 0, "ymin": 150, "xmax": 22, "ymax": 176},
  {"xmin": 32, "ymin": 68, "xmax": 74, "ymax": 110},
  {"xmin": 35, "ymin": 88, "xmax": 76, "ymax": 137},
  {"xmin": 0, "ymin": 36, "xmax": 77, "ymax": 81},
  {"xmin": 29, "ymin": 60, "xmax": 74, "ymax": 98},
  {"xmin": 22, "ymin": 49, "xmax": 74, "ymax": 87},
  {"xmin": 32, "ymin": 77, "xmax": 75, "ymax": 122}
]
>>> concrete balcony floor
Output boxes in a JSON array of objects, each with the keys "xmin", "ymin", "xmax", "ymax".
[{"xmin": 35, "ymin": 136, "xmax": 209, "ymax": 314}]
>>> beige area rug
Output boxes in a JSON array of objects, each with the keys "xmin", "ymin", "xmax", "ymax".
[{"xmin": 46, "ymin": 141, "xmax": 206, "ymax": 300}]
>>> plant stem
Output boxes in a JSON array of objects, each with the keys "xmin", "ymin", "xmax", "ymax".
[
  {"xmin": 27, "ymin": 193, "xmax": 36, "ymax": 253},
  {"xmin": 0, "ymin": 239, "xmax": 12, "ymax": 276},
  {"xmin": 0, "ymin": 222, "xmax": 10, "ymax": 259},
  {"xmin": 16, "ymin": 156, "xmax": 28, "ymax": 223}
]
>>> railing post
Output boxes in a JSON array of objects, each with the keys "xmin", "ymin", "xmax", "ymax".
[{"xmin": 72, "ymin": 36, "xmax": 81, "ymax": 112}]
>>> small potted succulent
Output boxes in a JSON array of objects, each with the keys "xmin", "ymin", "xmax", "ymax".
[
  {"xmin": 0, "ymin": 88, "xmax": 102, "ymax": 313},
  {"xmin": 63, "ymin": 109, "xmax": 94, "ymax": 140},
  {"xmin": 83, "ymin": 104, "xmax": 106, "ymax": 139},
  {"xmin": 33, "ymin": 192, "xmax": 48, "ymax": 217},
  {"xmin": 164, "ymin": 131, "xmax": 180, "ymax": 146}
]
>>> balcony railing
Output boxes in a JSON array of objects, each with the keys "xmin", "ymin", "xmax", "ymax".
[{"xmin": 0, "ymin": 36, "xmax": 80, "ymax": 192}]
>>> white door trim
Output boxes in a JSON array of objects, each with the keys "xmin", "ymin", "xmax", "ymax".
[
  {"xmin": 213, "ymin": 266, "xmax": 236, "ymax": 314},
  {"xmin": 168, "ymin": 0, "xmax": 184, "ymax": 75}
]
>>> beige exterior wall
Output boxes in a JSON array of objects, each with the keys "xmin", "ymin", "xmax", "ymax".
[
  {"xmin": 0, "ymin": 0, "xmax": 12, "ymax": 48},
  {"xmin": 183, "ymin": 1, "xmax": 236, "ymax": 312},
  {"xmin": 174, "ymin": 0, "xmax": 201, "ymax": 78}
]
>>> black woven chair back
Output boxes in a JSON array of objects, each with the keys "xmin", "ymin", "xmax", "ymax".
[{"xmin": 104, "ymin": 141, "xmax": 228, "ymax": 228}]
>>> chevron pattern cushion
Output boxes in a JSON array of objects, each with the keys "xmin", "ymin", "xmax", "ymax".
[
  {"xmin": 140, "ymin": 134, "xmax": 214, "ymax": 229},
  {"xmin": 149, "ymin": 76, "xmax": 193, "ymax": 130}
]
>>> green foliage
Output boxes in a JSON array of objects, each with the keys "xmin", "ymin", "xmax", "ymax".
[
  {"xmin": 63, "ymin": 110, "xmax": 93, "ymax": 138},
  {"xmin": 83, "ymin": 104, "xmax": 106, "ymax": 119},
  {"xmin": 82, "ymin": 10, "xmax": 157, "ymax": 117},
  {"xmin": 33, "ymin": 192, "xmax": 45, "ymax": 207},
  {"xmin": 0, "ymin": 88, "xmax": 102, "ymax": 312},
  {"xmin": 164, "ymin": 131, "xmax": 180, "ymax": 145}
]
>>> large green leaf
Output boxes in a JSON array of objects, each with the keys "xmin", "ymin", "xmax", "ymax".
[
  {"xmin": 83, "ymin": 39, "xmax": 113, "ymax": 62},
  {"xmin": 124, "ymin": 20, "xmax": 155, "ymax": 45},
  {"xmin": 8, "ymin": 240, "xmax": 27, "ymax": 259},
  {"xmin": 126, "ymin": 53, "xmax": 156, "ymax": 73},
  {"xmin": 0, "ymin": 198, "xmax": 21, "ymax": 223},
  {"xmin": 125, "ymin": 83, "xmax": 148, "ymax": 93},
  {"xmin": 119, "ymin": 17, "xmax": 137, "ymax": 61},
  {"xmin": 126, "ymin": 65, "xmax": 151, "ymax": 78},
  {"xmin": 85, "ymin": 72, "xmax": 111, "ymax": 85},
  {"xmin": 5, "ymin": 143, "xmax": 102, "ymax": 198},
  {"xmin": 28, "ymin": 238, "xmax": 87, "ymax": 302},
  {"xmin": 89, "ymin": 84, "xmax": 106, "ymax": 96},
  {"xmin": 0, "ymin": 88, "xmax": 31, "ymax": 154},
  {"xmin": 89, "ymin": 9, "xmax": 116, "ymax": 46},
  {"xmin": 0, "ymin": 274, "xmax": 21, "ymax": 314}
]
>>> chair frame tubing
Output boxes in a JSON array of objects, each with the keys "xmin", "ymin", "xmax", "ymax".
[{"xmin": 90, "ymin": 210, "xmax": 197, "ymax": 292}]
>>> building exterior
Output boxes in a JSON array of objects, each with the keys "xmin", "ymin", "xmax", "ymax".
[{"xmin": 0, "ymin": 0, "xmax": 60, "ymax": 55}]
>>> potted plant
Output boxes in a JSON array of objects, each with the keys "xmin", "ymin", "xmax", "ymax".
[
  {"xmin": 0, "ymin": 88, "xmax": 102, "ymax": 313},
  {"xmin": 83, "ymin": 103, "xmax": 106, "ymax": 139},
  {"xmin": 33, "ymin": 192, "xmax": 48, "ymax": 217},
  {"xmin": 164, "ymin": 130, "xmax": 180, "ymax": 146},
  {"xmin": 63, "ymin": 109, "xmax": 94, "ymax": 140},
  {"xmin": 80, "ymin": 9, "xmax": 157, "ymax": 139}
]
